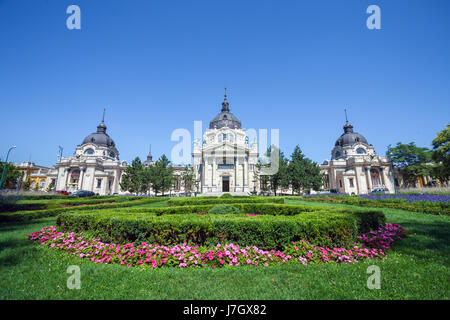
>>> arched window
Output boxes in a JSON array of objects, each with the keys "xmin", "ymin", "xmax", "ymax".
[
  {"xmin": 335, "ymin": 151, "xmax": 341, "ymax": 158},
  {"xmin": 356, "ymin": 148, "xmax": 366, "ymax": 154},
  {"xmin": 84, "ymin": 148, "xmax": 94, "ymax": 155},
  {"xmin": 109, "ymin": 151, "xmax": 116, "ymax": 158}
]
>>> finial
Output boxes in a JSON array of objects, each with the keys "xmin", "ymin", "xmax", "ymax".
[
  {"xmin": 149, "ymin": 144, "xmax": 152, "ymax": 155},
  {"xmin": 224, "ymin": 87, "xmax": 227, "ymax": 99},
  {"xmin": 102, "ymin": 108, "xmax": 106, "ymax": 123},
  {"xmin": 344, "ymin": 108, "xmax": 348, "ymax": 123}
]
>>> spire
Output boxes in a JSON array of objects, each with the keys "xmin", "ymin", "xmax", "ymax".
[
  {"xmin": 97, "ymin": 108, "xmax": 107, "ymax": 133},
  {"xmin": 146, "ymin": 144, "xmax": 153, "ymax": 162},
  {"xmin": 343, "ymin": 108, "xmax": 353, "ymax": 133},
  {"xmin": 221, "ymin": 88, "xmax": 230, "ymax": 112}
]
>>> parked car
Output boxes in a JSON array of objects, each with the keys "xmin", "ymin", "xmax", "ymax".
[
  {"xmin": 55, "ymin": 190, "xmax": 69, "ymax": 195},
  {"xmin": 72, "ymin": 190, "xmax": 95, "ymax": 197},
  {"xmin": 369, "ymin": 188, "xmax": 389, "ymax": 194}
]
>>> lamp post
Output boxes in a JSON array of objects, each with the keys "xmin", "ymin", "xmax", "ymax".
[
  {"xmin": 387, "ymin": 149, "xmax": 398, "ymax": 194},
  {"xmin": 54, "ymin": 146, "xmax": 63, "ymax": 193},
  {"xmin": 0, "ymin": 146, "xmax": 17, "ymax": 189}
]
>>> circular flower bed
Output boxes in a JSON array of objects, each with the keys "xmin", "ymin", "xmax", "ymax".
[{"xmin": 27, "ymin": 223, "xmax": 406, "ymax": 269}]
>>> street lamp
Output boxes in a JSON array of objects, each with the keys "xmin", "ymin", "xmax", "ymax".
[
  {"xmin": 0, "ymin": 146, "xmax": 17, "ymax": 189},
  {"xmin": 386, "ymin": 148, "xmax": 398, "ymax": 194},
  {"xmin": 54, "ymin": 146, "xmax": 63, "ymax": 192}
]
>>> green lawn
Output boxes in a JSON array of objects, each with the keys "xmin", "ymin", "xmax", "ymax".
[{"xmin": 0, "ymin": 199, "xmax": 449, "ymax": 299}]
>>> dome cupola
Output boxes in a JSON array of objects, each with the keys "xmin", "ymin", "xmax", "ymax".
[
  {"xmin": 209, "ymin": 90, "xmax": 242, "ymax": 130},
  {"xmin": 81, "ymin": 109, "xmax": 116, "ymax": 148}
]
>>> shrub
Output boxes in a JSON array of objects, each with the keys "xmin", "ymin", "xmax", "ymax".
[
  {"xmin": 0, "ymin": 198, "xmax": 166, "ymax": 222},
  {"xmin": 56, "ymin": 208, "xmax": 385, "ymax": 250},
  {"xmin": 167, "ymin": 197, "xmax": 284, "ymax": 207},
  {"xmin": 220, "ymin": 193, "xmax": 232, "ymax": 198},
  {"xmin": 208, "ymin": 204, "xmax": 241, "ymax": 215}
]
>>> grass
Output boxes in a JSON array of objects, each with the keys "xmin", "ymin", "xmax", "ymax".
[{"xmin": 0, "ymin": 198, "xmax": 449, "ymax": 299}]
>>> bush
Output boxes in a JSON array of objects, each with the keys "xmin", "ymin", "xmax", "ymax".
[
  {"xmin": 56, "ymin": 206, "xmax": 385, "ymax": 249},
  {"xmin": 208, "ymin": 204, "xmax": 241, "ymax": 215},
  {"xmin": 167, "ymin": 197, "xmax": 284, "ymax": 207},
  {"xmin": 0, "ymin": 198, "xmax": 166, "ymax": 222},
  {"xmin": 220, "ymin": 193, "xmax": 232, "ymax": 198}
]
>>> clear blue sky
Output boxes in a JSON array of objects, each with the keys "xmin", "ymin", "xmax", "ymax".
[{"xmin": 1, "ymin": 0, "xmax": 449, "ymax": 167}]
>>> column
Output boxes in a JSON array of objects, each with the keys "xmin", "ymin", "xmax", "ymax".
[
  {"xmin": 78, "ymin": 168, "xmax": 85, "ymax": 190},
  {"xmin": 63, "ymin": 168, "xmax": 70, "ymax": 190},
  {"xmin": 235, "ymin": 156, "xmax": 239, "ymax": 192},
  {"xmin": 379, "ymin": 167, "xmax": 386, "ymax": 187},
  {"xmin": 244, "ymin": 156, "xmax": 248, "ymax": 192},
  {"xmin": 212, "ymin": 157, "xmax": 216, "ymax": 192},
  {"xmin": 365, "ymin": 167, "xmax": 372, "ymax": 192}
]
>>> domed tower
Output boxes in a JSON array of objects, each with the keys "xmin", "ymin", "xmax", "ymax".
[
  {"xmin": 331, "ymin": 111, "xmax": 374, "ymax": 160},
  {"xmin": 78, "ymin": 110, "xmax": 119, "ymax": 159},
  {"xmin": 209, "ymin": 92, "xmax": 242, "ymax": 129}
]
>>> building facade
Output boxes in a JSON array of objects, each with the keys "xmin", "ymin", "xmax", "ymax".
[
  {"xmin": 320, "ymin": 119, "xmax": 395, "ymax": 194},
  {"xmin": 45, "ymin": 116, "xmax": 127, "ymax": 195},
  {"xmin": 192, "ymin": 94, "xmax": 259, "ymax": 195},
  {"xmin": 17, "ymin": 161, "xmax": 51, "ymax": 191}
]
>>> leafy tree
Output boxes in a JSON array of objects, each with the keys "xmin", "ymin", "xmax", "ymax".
[
  {"xmin": 148, "ymin": 155, "xmax": 174, "ymax": 196},
  {"xmin": 0, "ymin": 162, "xmax": 21, "ymax": 189},
  {"xmin": 46, "ymin": 180, "xmax": 55, "ymax": 192},
  {"xmin": 22, "ymin": 177, "xmax": 31, "ymax": 191},
  {"xmin": 257, "ymin": 145, "xmax": 289, "ymax": 196},
  {"xmin": 386, "ymin": 142, "xmax": 433, "ymax": 186},
  {"xmin": 431, "ymin": 123, "xmax": 450, "ymax": 183},
  {"xmin": 287, "ymin": 145, "xmax": 324, "ymax": 194},
  {"xmin": 119, "ymin": 157, "xmax": 147, "ymax": 194},
  {"xmin": 180, "ymin": 165, "xmax": 195, "ymax": 192}
]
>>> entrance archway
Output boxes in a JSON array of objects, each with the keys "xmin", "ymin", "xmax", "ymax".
[{"xmin": 222, "ymin": 176, "xmax": 230, "ymax": 192}]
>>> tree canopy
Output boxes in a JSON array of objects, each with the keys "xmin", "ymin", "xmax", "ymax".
[
  {"xmin": 386, "ymin": 142, "xmax": 433, "ymax": 185},
  {"xmin": 431, "ymin": 123, "xmax": 450, "ymax": 182}
]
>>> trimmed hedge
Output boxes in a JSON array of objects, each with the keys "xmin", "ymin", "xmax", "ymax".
[
  {"xmin": 167, "ymin": 197, "xmax": 284, "ymax": 206},
  {"xmin": 300, "ymin": 195, "xmax": 450, "ymax": 215},
  {"xmin": 208, "ymin": 204, "xmax": 241, "ymax": 214},
  {"xmin": 0, "ymin": 196, "xmax": 147, "ymax": 213},
  {"xmin": 56, "ymin": 206, "xmax": 385, "ymax": 249},
  {"xmin": 0, "ymin": 198, "xmax": 166, "ymax": 222}
]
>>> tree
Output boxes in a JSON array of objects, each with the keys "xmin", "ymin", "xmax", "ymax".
[
  {"xmin": 431, "ymin": 123, "xmax": 450, "ymax": 183},
  {"xmin": 257, "ymin": 145, "xmax": 289, "ymax": 196},
  {"xmin": 0, "ymin": 162, "xmax": 21, "ymax": 189},
  {"xmin": 180, "ymin": 165, "xmax": 195, "ymax": 193},
  {"xmin": 22, "ymin": 177, "xmax": 31, "ymax": 191},
  {"xmin": 386, "ymin": 142, "xmax": 433, "ymax": 186},
  {"xmin": 119, "ymin": 157, "xmax": 147, "ymax": 194},
  {"xmin": 287, "ymin": 145, "xmax": 324, "ymax": 195},
  {"xmin": 46, "ymin": 180, "xmax": 55, "ymax": 192},
  {"xmin": 148, "ymin": 155, "xmax": 174, "ymax": 196}
]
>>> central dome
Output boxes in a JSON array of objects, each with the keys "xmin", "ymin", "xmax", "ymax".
[
  {"xmin": 335, "ymin": 121, "xmax": 368, "ymax": 147},
  {"xmin": 209, "ymin": 94, "xmax": 242, "ymax": 129},
  {"xmin": 82, "ymin": 120, "xmax": 116, "ymax": 148}
]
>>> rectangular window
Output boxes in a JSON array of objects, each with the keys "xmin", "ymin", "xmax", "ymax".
[
  {"xmin": 349, "ymin": 178, "xmax": 354, "ymax": 188},
  {"xmin": 339, "ymin": 180, "xmax": 342, "ymax": 188},
  {"xmin": 97, "ymin": 179, "xmax": 102, "ymax": 188}
]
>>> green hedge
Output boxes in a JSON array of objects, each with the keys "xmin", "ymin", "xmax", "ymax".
[
  {"xmin": 167, "ymin": 197, "xmax": 284, "ymax": 206},
  {"xmin": 0, "ymin": 198, "xmax": 166, "ymax": 222},
  {"xmin": 56, "ymin": 206, "xmax": 385, "ymax": 249},
  {"xmin": 0, "ymin": 196, "xmax": 147, "ymax": 213},
  {"xmin": 300, "ymin": 196, "xmax": 450, "ymax": 215}
]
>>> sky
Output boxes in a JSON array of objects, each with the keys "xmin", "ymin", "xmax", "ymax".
[{"xmin": 0, "ymin": 0, "xmax": 449, "ymax": 167}]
